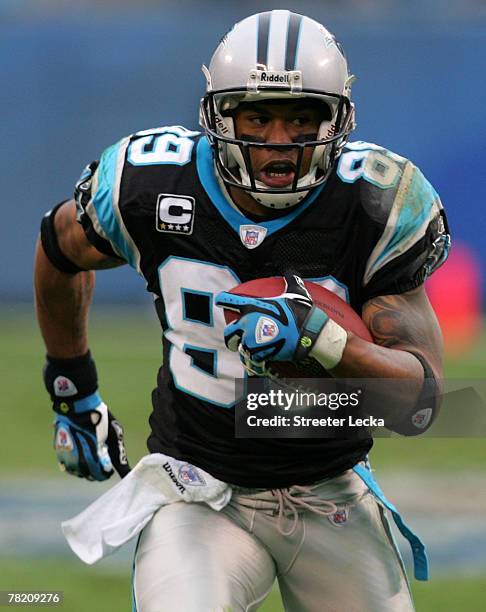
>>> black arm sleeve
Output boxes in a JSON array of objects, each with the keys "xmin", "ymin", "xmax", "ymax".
[{"xmin": 40, "ymin": 201, "xmax": 87, "ymax": 274}]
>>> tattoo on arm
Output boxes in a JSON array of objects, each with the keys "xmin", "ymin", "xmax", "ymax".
[{"xmin": 363, "ymin": 288, "xmax": 444, "ymax": 379}]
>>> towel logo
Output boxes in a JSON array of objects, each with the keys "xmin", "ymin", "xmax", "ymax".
[
  {"xmin": 178, "ymin": 464, "xmax": 206, "ymax": 486},
  {"xmin": 162, "ymin": 461, "xmax": 186, "ymax": 494}
]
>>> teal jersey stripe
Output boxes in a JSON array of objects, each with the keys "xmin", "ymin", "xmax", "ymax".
[
  {"xmin": 353, "ymin": 463, "xmax": 429, "ymax": 581},
  {"xmin": 373, "ymin": 166, "xmax": 438, "ymax": 270},
  {"xmin": 196, "ymin": 137, "xmax": 325, "ymax": 236},
  {"xmin": 91, "ymin": 140, "xmax": 136, "ymax": 268}
]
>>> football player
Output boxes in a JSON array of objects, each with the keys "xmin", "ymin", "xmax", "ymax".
[{"xmin": 35, "ymin": 10, "xmax": 449, "ymax": 611}]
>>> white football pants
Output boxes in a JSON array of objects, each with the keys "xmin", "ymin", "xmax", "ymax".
[{"xmin": 133, "ymin": 467, "xmax": 414, "ymax": 611}]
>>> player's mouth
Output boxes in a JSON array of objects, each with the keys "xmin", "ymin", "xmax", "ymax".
[{"xmin": 259, "ymin": 161, "xmax": 296, "ymax": 188}]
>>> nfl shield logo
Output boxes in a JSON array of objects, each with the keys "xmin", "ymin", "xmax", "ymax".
[
  {"xmin": 56, "ymin": 378, "xmax": 70, "ymax": 393},
  {"xmin": 55, "ymin": 426, "xmax": 73, "ymax": 452},
  {"xmin": 411, "ymin": 408, "xmax": 432, "ymax": 429},
  {"xmin": 239, "ymin": 225, "xmax": 268, "ymax": 249},
  {"xmin": 178, "ymin": 463, "xmax": 205, "ymax": 486},
  {"xmin": 329, "ymin": 507, "xmax": 349, "ymax": 526},
  {"xmin": 262, "ymin": 322, "xmax": 277, "ymax": 337},
  {"xmin": 53, "ymin": 376, "xmax": 77, "ymax": 397},
  {"xmin": 256, "ymin": 317, "xmax": 279, "ymax": 344},
  {"xmin": 245, "ymin": 231, "xmax": 259, "ymax": 246}
]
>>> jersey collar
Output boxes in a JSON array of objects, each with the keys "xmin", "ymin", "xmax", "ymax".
[{"xmin": 196, "ymin": 137, "xmax": 325, "ymax": 237}]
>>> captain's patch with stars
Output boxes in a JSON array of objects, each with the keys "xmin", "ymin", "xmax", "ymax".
[{"xmin": 156, "ymin": 194, "xmax": 195, "ymax": 235}]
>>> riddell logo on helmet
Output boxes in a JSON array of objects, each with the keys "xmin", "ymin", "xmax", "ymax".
[
  {"xmin": 251, "ymin": 70, "xmax": 302, "ymax": 92},
  {"xmin": 260, "ymin": 72, "xmax": 290, "ymax": 84},
  {"xmin": 215, "ymin": 114, "xmax": 230, "ymax": 135}
]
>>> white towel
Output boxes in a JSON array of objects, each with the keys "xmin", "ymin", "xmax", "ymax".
[{"xmin": 61, "ymin": 453, "xmax": 232, "ymax": 564}]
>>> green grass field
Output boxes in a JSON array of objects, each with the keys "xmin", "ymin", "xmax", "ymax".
[
  {"xmin": 1, "ymin": 306, "xmax": 485, "ymax": 610},
  {"xmin": 1, "ymin": 559, "xmax": 485, "ymax": 611}
]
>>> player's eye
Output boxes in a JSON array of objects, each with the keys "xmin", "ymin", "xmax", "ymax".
[
  {"xmin": 291, "ymin": 115, "xmax": 312, "ymax": 127},
  {"xmin": 248, "ymin": 115, "xmax": 270, "ymax": 127}
]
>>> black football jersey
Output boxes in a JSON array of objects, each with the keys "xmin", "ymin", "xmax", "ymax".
[{"xmin": 76, "ymin": 125, "xmax": 450, "ymax": 488}]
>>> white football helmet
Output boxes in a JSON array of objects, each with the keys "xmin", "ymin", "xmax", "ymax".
[{"xmin": 200, "ymin": 10, "xmax": 356, "ymax": 209}]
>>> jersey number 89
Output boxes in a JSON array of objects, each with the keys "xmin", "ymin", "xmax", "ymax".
[{"xmin": 159, "ymin": 257, "xmax": 245, "ymax": 407}]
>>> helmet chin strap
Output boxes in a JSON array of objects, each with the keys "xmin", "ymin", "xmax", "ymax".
[
  {"xmin": 250, "ymin": 190, "xmax": 308, "ymax": 209},
  {"xmin": 238, "ymin": 166, "xmax": 318, "ymax": 209}
]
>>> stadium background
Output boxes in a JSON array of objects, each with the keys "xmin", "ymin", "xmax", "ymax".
[{"xmin": 1, "ymin": 1, "xmax": 485, "ymax": 610}]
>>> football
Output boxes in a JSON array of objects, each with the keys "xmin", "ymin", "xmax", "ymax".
[{"xmin": 224, "ymin": 277, "xmax": 373, "ymax": 378}]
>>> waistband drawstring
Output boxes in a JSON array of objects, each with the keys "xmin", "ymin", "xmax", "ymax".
[{"xmin": 271, "ymin": 486, "xmax": 338, "ymax": 536}]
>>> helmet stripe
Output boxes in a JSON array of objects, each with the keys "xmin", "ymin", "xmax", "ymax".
[
  {"xmin": 257, "ymin": 11, "xmax": 271, "ymax": 67},
  {"xmin": 285, "ymin": 13, "xmax": 303, "ymax": 71}
]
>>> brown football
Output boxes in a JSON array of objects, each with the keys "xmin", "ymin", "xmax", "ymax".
[{"xmin": 224, "ymin": 277, "xmax": 373, "ymax": 379}]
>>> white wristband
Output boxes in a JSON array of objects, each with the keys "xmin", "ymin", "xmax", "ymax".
[{"xmin": 309, "ymin": 318, "xmax": 348, "ymax": 370}]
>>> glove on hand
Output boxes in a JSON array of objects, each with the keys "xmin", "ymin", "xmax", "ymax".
[
  {"xmin": 215, "ymin": 274, "xmax": 330, "ymax": 368},
  {"xmin": 44, "ymin": 352, "xmax": 130, "ymax": 481}
]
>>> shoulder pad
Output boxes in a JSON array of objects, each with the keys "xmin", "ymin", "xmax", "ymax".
[
  {"xmin": 126, "ymin": 125, "xmax": 201, "ymax": 167},
  {"xmin": 338, "ymin": 143, "xmax": 449, "ymax": 292},
  {"xmin": 133, "ymin": 125, "xmax": 200, "ymax": 138},
  {"xmin": 338, "ymin": 141, "xmax": 411, "ymax": 226},
  {"xmin": 82, "ymin": 136, "xmax": 140, "ymax": 269}
]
